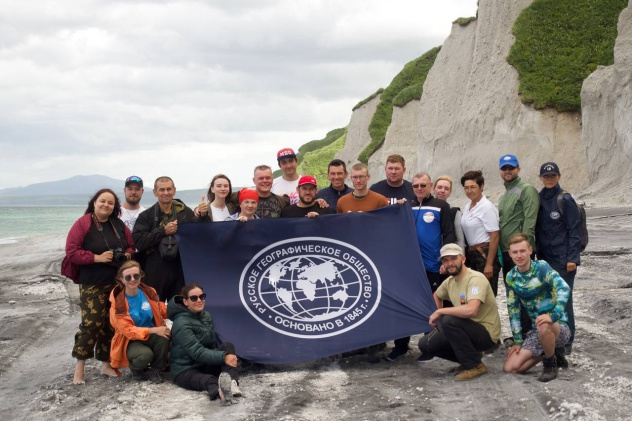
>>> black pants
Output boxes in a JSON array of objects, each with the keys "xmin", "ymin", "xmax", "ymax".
[
  {"xmin": 174, "ymin": 342, "xmax": 239, "ymax": 400},
  {"xmin": 465, "ymin": 247, "xmax": 501, "ymax": 296},
  {"xmin": 393, "ymin": 271, "xmax": 442, "ymax": 353},
  {"xmin": 418, "ymin": 315, "xmax": 495, "ymax": 370},
  {"xmin": 502, "ymin": 251, "xmax": 532, "ymax": 337}
]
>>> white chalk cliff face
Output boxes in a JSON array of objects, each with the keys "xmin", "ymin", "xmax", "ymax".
[
  {"xmin": 581, "ymin": 1, "xmax": 632, "ymax": 205},
  {"xmin": 340, "ymin": 0, "xmax": 632, "ymax": 205}
]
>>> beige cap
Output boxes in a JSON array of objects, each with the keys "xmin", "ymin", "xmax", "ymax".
[{"xmin": 439, "ymin": 243, "xmax": 463, "ymax": 260}]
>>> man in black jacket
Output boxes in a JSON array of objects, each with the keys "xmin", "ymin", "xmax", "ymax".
[{"xmin": 133, "ymin": 176, "xmax": 209, "ymax": 301}]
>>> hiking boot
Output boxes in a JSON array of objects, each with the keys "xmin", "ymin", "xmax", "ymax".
[
  {"xmin": 367, "ymin": 345, "xmax": 380, "ymax": 363},
  {"xmin": 146, "ymin": 368, "xmax": 163, "ymax": 384},
  {"xmin": 503, "ymin": 336, "xmax": 515, "ymax": 348},
  {"xmin": 564, "ymin": 344, "xmax": 573, "ymax": 355},
  {"xmin": 454, "ymin": 363, "xmax": 487, "ymax": 381},
  {"xmin": 218, "ymin": 373, "xmax": 233, "ymax": 405},
  {"xmin": 555, "ymin": 347, "xmax": 569, "ymax": 369},
  {"xmin": 385, "ymin": 348, "xmax": 408, "ymax": 362},
  {"xmin": 231, "ymin": 380, "xmax": 243, "ymax": 397},
  {"xmin": 416, "ymin": 353, "xmax": 435, "ymax": 364},
  {"xmin": 537, "ymin": 356, "xmax": 558, "ymax": 382},
  {"xmin": 130, "ymin": 369, "xmax": 146, "ymax": 381}
]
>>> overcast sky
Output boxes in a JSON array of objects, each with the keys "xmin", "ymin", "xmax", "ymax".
[{"xmin": 0, "ymin": 0, "xmax": 477, "ymax": 191}]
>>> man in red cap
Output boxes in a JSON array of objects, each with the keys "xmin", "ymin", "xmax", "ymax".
[
  {"xmin": 271, "ymin": 147, "xmax": 300, "ymax": 204},
  {"xmin": 226, "ymin": 189, "xmax": 260, "ymax": 222},
  {"xmin": 281, "ymin": 176, "xmax": 333, "ymax": 218}
]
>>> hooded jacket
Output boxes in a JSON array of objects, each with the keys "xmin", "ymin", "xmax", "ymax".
[
  {"xmin": 167, "ymin": 296, "xmax": 226, "ymax": 380},
  {"xmin": 109, "ymin": 283, "xmax": 167, "ymax": 369}
]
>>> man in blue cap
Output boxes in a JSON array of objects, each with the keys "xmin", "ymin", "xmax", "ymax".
[{"xmin": 498, "ymin": 154, "xmax": 539, "ymax": 342}]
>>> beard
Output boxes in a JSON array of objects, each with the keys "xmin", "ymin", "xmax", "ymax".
[
  {"xmin": 445, "ymin": 261, "xmax": 463, "ymax": 276},
  {"xmin": 125, "ymin": 197, "xmax": 141, "ymax": 206}
]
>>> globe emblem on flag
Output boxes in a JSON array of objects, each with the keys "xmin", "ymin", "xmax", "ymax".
[
  {"xmin": 263, "ymin": 256, "xmax": 360, "ymax": 321},
  {"xmin": 240, "ymin": 237, "xmax": 381, "ymax": 339}
]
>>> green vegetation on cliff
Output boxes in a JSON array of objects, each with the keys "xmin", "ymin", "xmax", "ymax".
[
  {"xmin": 508, "ymin": 0, "xmax": 627, "ymax": 111},
  {"xmin": 352, "ymin": 89, "xmax": 384, "ymax": 112},
  {"xmin": 453, "ymin": 16, "xmax": 477, "ymax": 26},
  {"xmin": 297, "ymin": 129, "xmax": 347, "ymax": 188},
  {"xmin": 357, "ymin": 46, "xmax": 441, "ymax": 164}
]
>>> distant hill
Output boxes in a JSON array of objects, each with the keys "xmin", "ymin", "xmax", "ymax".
[
  {"xmin": 0, "ymin": 175, "xmax": 237, "ymax": 208},
  {"xmin": 0, "ymin": 175, "xmax": 124, "ymax": 197}
]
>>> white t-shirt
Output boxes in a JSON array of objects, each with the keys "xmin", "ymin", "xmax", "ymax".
[
  {"xmin": 461, "ymin": 195, "xmax": 499, "ymax": 245},
  {"xmin": 120, "ymin": 206, "xmax": 146, "ymax": 231},
  {"xmin": 271, "ymin": 177, "xmax": 299, "ymax": 205},
  {"xmin": 210, "ymin": 204, "xmax": 230, "ymax": 222}
]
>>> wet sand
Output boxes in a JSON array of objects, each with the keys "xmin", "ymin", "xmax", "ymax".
[{"xmin": 1, "ymin": 209, "xmax": 631, "ymax": 420}]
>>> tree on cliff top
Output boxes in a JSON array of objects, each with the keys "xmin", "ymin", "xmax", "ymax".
[{"xmin": 508, "ymin": 0, "xmax": 627, "ymax": 112}]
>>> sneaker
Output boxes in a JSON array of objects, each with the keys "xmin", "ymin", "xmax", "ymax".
[
  {"xmin": 218, "ymin": 373, "xmax": 233, "ymax": 405},
  {"xmin": 416, "ymin": 353, "xmax": 435, "ymax": 363},
  {"xmin": 537, "ymin": 356, "xmax": 558, "ymax": 382},
  {"xmin": 454, "ymin": 362, "xmax": 487, "ymax": 381},
  {"xmin": 130, "ymin": 369, "xmax": 145, "ymax": 382},
  {"xmin": 385, "ymin": 348, "xmax": 408, "ymax": 362},
  {"xmin": 146, "ymin": 368, "xmax": 163, "ymax": 384},
  {"xmin": 554, "ymin": 347, "xmax": 569, "ymax": 369},
  {"xmin": 231, "ymin": 380, "xmax": 243, "ymax": 397}
]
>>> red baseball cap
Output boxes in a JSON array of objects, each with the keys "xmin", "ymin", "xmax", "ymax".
[
  {"xmin": 298, "ymin": 175, "xmax": 317, "ymax": 187},
  {"xmin": 277, "ymin": 148, "xmax": 297, "ymax": 161}
]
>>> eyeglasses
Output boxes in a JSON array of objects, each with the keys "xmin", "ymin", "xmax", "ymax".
[
  {"xmin": 412, "ymin": 183, "xmax": 428, "ymax": 189},
  {"xmin": 123, "ymin": 273, "xmax": 141, "ymax": 281},
  {"xmin": 187, "ymin": 293, "xmax": 207, "ymax": 302},
  {"xmin": 500, "ymin": 166, "xmax": 516, "ymax": 171},
  {"xmin": 350, "ymin": 175, "xmax": 367, "ymax": 180}
]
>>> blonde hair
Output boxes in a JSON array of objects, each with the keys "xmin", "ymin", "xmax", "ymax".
[{"xmin": 435, "ymin": 175, "xmax": 453, "ymax": 189}]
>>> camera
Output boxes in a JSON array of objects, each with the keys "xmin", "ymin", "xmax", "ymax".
[{"xmin": 111, "ymin": 248, "xmax": 127, "ymax": 266}]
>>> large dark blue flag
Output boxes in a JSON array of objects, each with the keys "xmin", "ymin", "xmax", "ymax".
[{"xmin": 176, "ymin": 205, "xmax": 435, "ymax": 363}]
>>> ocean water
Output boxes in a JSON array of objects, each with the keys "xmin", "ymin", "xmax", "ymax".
[{"xmin": 0, "ymin": 206, "xmax": 85, "ymax": 244}]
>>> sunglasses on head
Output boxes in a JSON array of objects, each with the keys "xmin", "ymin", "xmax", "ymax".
[
  {"xmin": 187, "ymin": 293, "xmax": 207, "ymax": 302},
  {"xmin": 124, "ymin": 273, "xmax": 141, "ymax": 282},
  {"xmin": 126, "ymin": 176, "xmax": 143, "ymax": 184}
]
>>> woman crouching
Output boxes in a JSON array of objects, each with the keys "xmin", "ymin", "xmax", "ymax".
[
  {"xmin": 109, "ymin": 260, "xmax": 170, "ymax": 382},
  {"xmin": 168, "ymin": 283, "xmax": 242, "ymax": 405}
]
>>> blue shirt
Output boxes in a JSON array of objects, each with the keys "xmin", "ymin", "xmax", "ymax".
[{"xmin": 126, "ymin": 290, "xmax": 155, "ymax": 328}]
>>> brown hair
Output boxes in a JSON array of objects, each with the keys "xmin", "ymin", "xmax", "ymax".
[
  {"xmin": 327, "ymin": 159, "xmax": 347, "ymax": 173},
  {"xmin": 154, "ymin": 176, "xmax": 175, "ymax": 189},
  {"xmin": 115, "ymin": 260, "xmax": 144, "ymax": 284},
  {"xmin": 460, "ymin": 170, "xmax": 485, "ymax": 188},
  {"xmin": 508, "ymin": 233, "xmax": 530, "ymax": 247},
  {"xmin": 181, "ymin": 283, "xmax": 204, "ymax": 299},
  {"xmin": 253, "ymin": 165, "xmax": 272, "ymax": 175},
  {"xmin": 85, "ymin": 188, "xmax": 122, "ymax": 218},
  {"xmin": 351, "ymin": 163, "xmax": 368, "ymax": 173},
  {"xmin": 385, "ymin": 154, "xmax": 406, "ymax": 167},
  {"xmin": 207, "ymin": 174, "xmax": 233, "ymax": 202}
]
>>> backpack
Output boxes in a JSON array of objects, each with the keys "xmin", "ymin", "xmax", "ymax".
[{"xmin": 556, "ymin": 190, "xmax": 588, "ymax": 252}]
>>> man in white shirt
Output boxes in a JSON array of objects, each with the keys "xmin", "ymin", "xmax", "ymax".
[
  {"xmin": 121, "ymin": 176, "xmax": 146, "ymax": 231},
  {"xmin": 271, "ymin": 148, "xmax": 300, "ymax": 204}
]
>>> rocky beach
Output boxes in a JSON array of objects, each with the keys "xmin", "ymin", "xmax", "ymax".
[{"xmin": 0, "ymin": 208, "xmax": 631, "ymax": 420}]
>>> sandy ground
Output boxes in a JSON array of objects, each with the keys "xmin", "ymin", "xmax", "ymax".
[{"xmin": 1, "ymin": 207, "xmax": 631, "ymax": 421}]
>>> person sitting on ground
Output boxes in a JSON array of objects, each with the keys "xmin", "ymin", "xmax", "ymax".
[
  {"xmin": 168, "ymin": 283, "xmax": 242, "ymax": 405},
  {"xmin": 109, "ymin": 260, "xmax": 170, "ymax": 383},
  {"xmin": 418, "ymin": 244, "xmax": 501, "ymax": 381},
  {"xmin": 502, "ymin": 233, "xmax": 571, "ymax": 382},
  {"xmin": 226, "ymin": 188, "xmax": 260, "ymax": 222}
]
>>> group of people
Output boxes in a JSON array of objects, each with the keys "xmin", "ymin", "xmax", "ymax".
[{"xmin": 63, "ymin": 147, "xmax": 583, "ymax": 396}]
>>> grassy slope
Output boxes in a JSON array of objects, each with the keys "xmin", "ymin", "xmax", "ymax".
[
  {"xmin": 357, "ymin": 46, "xmax": 441, "ymax": 164},
  {"xmin": 297, "ymin": 130, "xmax": 347, "ymax": 189},
  {"xmin": 507, "ymin": 0, "xmax": 627, "ymax": 111}
]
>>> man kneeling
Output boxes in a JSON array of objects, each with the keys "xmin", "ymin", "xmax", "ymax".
[
  {"xmin": 418, "ymin": 244, "xmax": 501, "ymax": 381},
  {"xmin": 503, "ymin": 233, "xmax": 571, "ymax": 382}
]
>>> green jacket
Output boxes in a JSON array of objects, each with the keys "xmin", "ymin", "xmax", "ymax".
[
  {"xmin": 167, "ymin": 296, "xmax": 226, "ymax": 380},
  {"xmin": 498, "ymin": 177, "xmax": 539, "ymax": 252}
]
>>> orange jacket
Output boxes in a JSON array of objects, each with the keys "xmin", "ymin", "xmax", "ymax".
[{"xmin": 109, "ymin": 283, "xmax": 167, "ymax": 369}]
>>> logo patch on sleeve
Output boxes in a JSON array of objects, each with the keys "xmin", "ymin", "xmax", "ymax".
[{"xmin": 471, "ymin": 286, "xmax": 480, "ymax": 295}]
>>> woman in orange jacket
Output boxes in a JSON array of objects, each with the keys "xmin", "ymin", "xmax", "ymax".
[{"xmin": 109, "ymin": 260, "xmax": 170, "ymax": 382}]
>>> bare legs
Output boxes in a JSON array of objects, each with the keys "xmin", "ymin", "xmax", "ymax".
[{"xmin": 73, "ymin": 359, "xmax": 118, "ymax": 384}]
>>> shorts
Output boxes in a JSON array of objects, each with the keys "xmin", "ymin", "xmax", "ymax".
[{"xmin": 521, "ymin": 324, "xmax": 571, "ymax": 357}]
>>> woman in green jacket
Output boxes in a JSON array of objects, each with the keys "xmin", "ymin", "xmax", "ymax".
[{"xmin": 168, "ymin": 283, "xmax": 242, "ymax": 405}]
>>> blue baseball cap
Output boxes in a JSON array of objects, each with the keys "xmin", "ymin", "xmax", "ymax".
[{"xmin": 499, "ymin": 154, "xmax": 519, "ymax": 168}]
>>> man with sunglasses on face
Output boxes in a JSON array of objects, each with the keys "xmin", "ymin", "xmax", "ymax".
[
  {"xmin": 389, "ymin": 172, "xmax": 456, "ymax": 362},
  {"xmin": 498, "ymin": 154, "xmax": 540, "ymax": 344}
]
